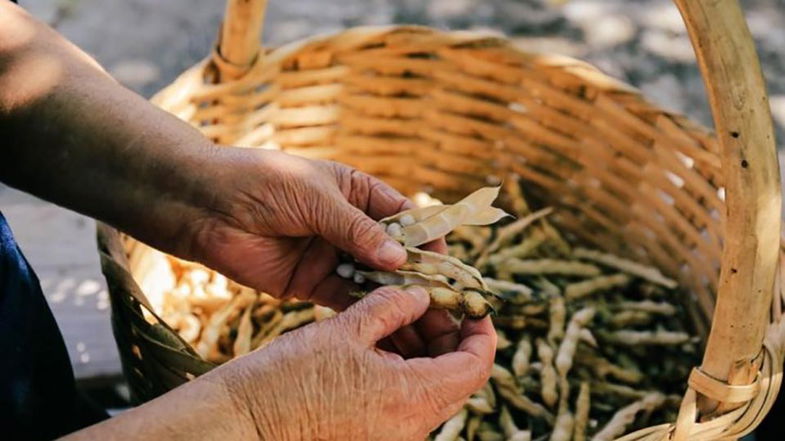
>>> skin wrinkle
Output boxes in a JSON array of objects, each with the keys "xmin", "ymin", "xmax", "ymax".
[{"xmin": 279, "ymin": 236, "xmax": 318, "ymax": 296}]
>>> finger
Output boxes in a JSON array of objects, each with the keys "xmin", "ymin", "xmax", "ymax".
[
  {"xmin": 284, "ymin": 237, "xmax": 359, "ymax": 311},
  {"xmin": 421, "ymin": 237, "xmax": 448, "ymax": 255},
  {"xmin": 338, "ymin": 286, "xmax": 430, "ymax": 344},
  {"xmin": 350, "ymin": 170, "xmax": 413, "ymax": 221},
  {"xmin": 414, "ymin": 309, "xmax": 461, "ymax": 356},
  {"xmin": 284, "ymin": 237, "xmax": 335, "ymax": 299},
  {"xmin": 316, "ymin": 197, "xmax": 407, "ymax": 271},
  {"xmin": 456, "ymin": 316, "xmax": 497, "ymax": 362},
  {"xmin": 306, "ymin": 274, "xmax": 358, "ymax": 312},
  {"xmin": 406, "ymin": 316, "xmax": 496, "ymax": 402}
]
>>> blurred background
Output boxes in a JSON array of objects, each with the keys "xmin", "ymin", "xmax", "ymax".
[{"xmin": 2, "ymin": 0, "xmax": 785, "ymax": 409}]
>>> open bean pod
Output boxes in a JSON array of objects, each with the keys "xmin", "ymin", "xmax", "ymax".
[{"xmin": 337, "ymin": 186, "xmax": 510, "ymax": 318}]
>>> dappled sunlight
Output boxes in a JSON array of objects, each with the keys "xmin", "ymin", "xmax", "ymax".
[
  {"xmin": 42, "ymin": 276, "xmax": 109, "ymax": 310},
  {"xmin": 0, "ymin": 45, "xmax": 65, "ymax": 113}
]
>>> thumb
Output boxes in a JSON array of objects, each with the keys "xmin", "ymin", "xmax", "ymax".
[
  {"xmin": 318, "ymin": 198, "xmax": 407, "ymax": 270},
  {"xmin": 338, "ymin": 286, "xmax": 430, "ymax": 345}
]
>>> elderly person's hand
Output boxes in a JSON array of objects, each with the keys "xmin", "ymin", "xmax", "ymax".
[
  {"xmin": 172, "ymin": 148, "xmax": 434, "ymax": 310},
  {"xmin": 157, "ymin": 147, "xmax": 456, "ymax": 358},
  {"xmin": 224, "ymin": 286, "xmax": 496, "ymax": 441},
  {"xmin": 64, "ymin": 286, "xmax": 496, "ymax": 441}
]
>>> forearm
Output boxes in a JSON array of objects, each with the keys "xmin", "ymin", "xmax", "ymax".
[
  {"xmin": 0, "ymin": 4, "xmax": 221, "ymax": 253},
  {"xmin": 60, "ymin": 370, "xmax": 259, "ymax": 441}
]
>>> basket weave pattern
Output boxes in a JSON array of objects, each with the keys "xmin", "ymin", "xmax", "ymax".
[{"xmin": 97, "ymin": 2, "xmax": 785, "ymax": 440}]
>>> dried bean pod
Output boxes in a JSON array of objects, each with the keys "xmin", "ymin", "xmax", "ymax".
[
  {"xmin": 426, "ymin": 286, "xmax": 464, "ymax": 311},
  {"xmin": 556, "ymin": 308, "xmax": 596, "ymax": 378},
  {"xmin": 573, "ymin": 248, "xmax": 677, "ymax": 288},
  {"xmin": 313, "ymin": 305, "xmax": 336, "ymax": 321},
  {"xmin": 476, "ymin": 207, "xmax": 553, "ymax": 267},
  {"xmin": 573, "ymin": 383, "xmax": 591, "ymax": 441},
  {"xmin": 564, "ymin": 274, "xmax": 630, "ymax": 301},
  {"xmin": 477, "ymin": 424, "xmax": 505, "ymax": 441},
  {"xmin": 496, "ymin": 330, "xmax": 513, "ymax": 351},
  {"xmin": 356, "ymin": 269, "xmax": 450, "ymax": 287},
  {"xmin": 253, "ymin": 308, "xmax": 315, "ymax": 349},
  {"xmin": 547, "ymin": 297, "xmax": 566, "ymax": 343},
  {"xmin": 435, "ymin": 408, "xmax": 469, "ymax": 441},
  {"xmin": 467, "ymin": 382, "xmax": 497, "ymax": 415},
  {"xmin": 467, "ymin": 415, "xmax": 482, "ymax": 441},
  {"xmin": 589, "ymin": 382, "xmax": 650, "ymax": 400},
  {"xmin": 250, "ymin": 310, "xmax": 283, "ymax": 349},
  {"xmin": 602, "ymin": 329, "xmax": 691, "ymax": 346},
  {"xmin": 591, "ymin": 393, "xmax": 665, "ymax": 441},
  {"xmin": 196, "ymin": 291, "xmax": 255, "ymax": 360},
  {"xmin": 385, "ymin": 187, "xmax": 510, "ymax": 247},
  {"xmin": 404, "ymin": 247, "xmax": 487, "ymax": 290},
  {"xmin": 500, "ymin": 259, "xmax": 601, "ymax": 277},
  {"xmin": 614, "ymin": 300, "xmax": 677, "ymax": 315},
  {"xmin": 501, "ymin": 176, "xmax": 570, "ymax": 255},
  {"xmin": 575, "ymin": 348, "xmax": 643, "ymax": 384},
  {"xmin": 512, "ymin": 338, "xmax": 533, "ymax": 378},
  {"xmin": 579, "ymin": 329, "xmax": 598, "ymax": 348},
  {"xmin": 232, "ymin": 303, "xmax": 254, "ymax": 357},
  {"xmin": 502, "ymin": 174, "xmax": 530, "ymax": 216},
  {"xmin": 380, "ymin": 204, "xmax": 448, "ymax": 227},
  {"xmin": 467, "ymin": 396, "xmax": 495, "ymax": 415},
  {"xmin": 491, "ymin": 364, "xmax": 555, "ymax": 423},
  {"xmin": 499, "ymin": 405, "xmax": 532, "ymax": 441},
  {"xmin": 550, "ymin": 410, "xmax": 573, "ymax": 441},
  {"xmin": 539, "ymin": 221, "xmax": 572, "ymax": 256},
  {"xmin": 537, "ymin": 277, "xmax": 563, "ymax": 298},
  {"xmin": 484, "ymin": 278, "xmax": 534, "ymax": 303},
  {"xmin": 448, "ymin": 243, "xmax": 470, "ymax": 262},
  {"xmin": 494, "ymin": 316, "xmax": 527, "ymax": 330},
  {"xmin": 464, "ymin": 289, "xmax": 494, "ymax": 318},
  {"xmin": 487, "ymin": 232, "xmax": 547, "ymax": 266},
  {"xmin": 608, "ymin": 311, "xmax": 652, "ymax": 328},
  {"xmin": 451, "ymin": 226, "xmax": 492, "ymax": 257},
  {"xmin": 536, "ymin": 339, "xmax": 559, "ymax": 409},
  {"xmin": 172, "ymin": 313, "xmax": 201, "ymax": 344}
]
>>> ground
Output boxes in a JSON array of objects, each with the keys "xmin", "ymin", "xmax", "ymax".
[{"xmin": 2, "ymin": 0, "xmax": 785, "ymax": 399}]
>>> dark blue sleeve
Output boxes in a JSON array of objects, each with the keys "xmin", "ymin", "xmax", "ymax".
[{"xmin": 0, "ymin": 213, "xmax": 108, "ymax": 439}]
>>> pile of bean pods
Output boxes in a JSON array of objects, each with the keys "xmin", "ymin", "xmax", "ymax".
[
  {"xmin": 335, "ymin": 186, "xmax": 511, "ymax": 318},
  {"xmin": 426, "ymin": 178, "xmax": 699, "ymax": 441},
  {"xmin": 149, "ymin": 179, "xmax": 698, "ymax": 440},
  {"xmin": 144, "ymin": 258, "xmax": 334, "ymax": 364}
]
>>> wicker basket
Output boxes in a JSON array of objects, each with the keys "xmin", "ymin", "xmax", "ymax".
[{"xmin": 97, "ymin": 0, "xmax": 785, "ymax": 439}]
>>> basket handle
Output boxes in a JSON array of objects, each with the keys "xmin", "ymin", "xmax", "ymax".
[
  {"xmin": 214, "ymin": 0, "xmax": 268, "ymax": 80},
  {"xmin": 214, "ymin": 0, "xmax": 782, "ymax": 413},
  {"xmin": 673, "ymin": 0, "xmax": 781, "ymax": 414}
]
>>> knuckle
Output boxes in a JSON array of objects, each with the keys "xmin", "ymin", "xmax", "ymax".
[
  {"xmin": 348, "ymin": 214, "xmax": 379, "ymax": 243},
  {"xmin": 372, "ymin": 287, "xmax": 412, "ymax": 313},
  {"xmin": 362, "ymin": 288, "xmax": 409, "ymax": 331},
  {"xmin": 371, "ymin": 285, "xmax": 404, "ymax": 301},
  {"xmin": 348, "ymin": 168, "xmax": 371, "ymax": 194},
  {"xmin": 469, "ymin": 356, "xmax": 493, "ymax": 388}
]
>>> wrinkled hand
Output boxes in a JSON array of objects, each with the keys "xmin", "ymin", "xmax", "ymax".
[
  {"xmin": 216, "ymin": 286, "xmax": 496, "ymax": 441},
  {"xmin": 176, "ymin": 147, "xmax": 457, "ymax": 357},
  {"xmin": 180, "ymin": 148, "xmax": 426, "ymax": 308}
]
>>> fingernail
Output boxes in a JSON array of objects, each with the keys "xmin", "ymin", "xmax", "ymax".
[
  {"xmin": 404, "ymin": 285, "xmax": 428, "ymax": 301},
  {"xmin": 377, "ymin": 240, "xmax": 406, "ymax": 266}
]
